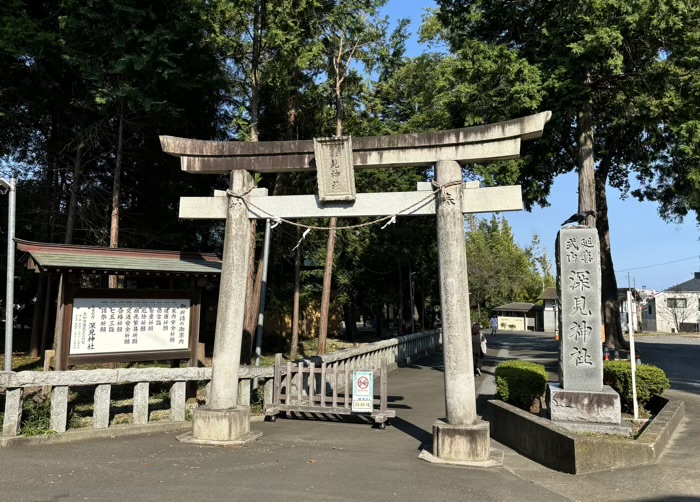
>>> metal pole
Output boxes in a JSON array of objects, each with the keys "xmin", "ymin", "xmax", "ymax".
[
  {"xmin": 627, "ymin": 290, "xmax": 639, "ymax": 419},
  {"xmin": 409, "ymin": 265, "xmax": 415, "ymax": 334},
  {"xmin": 4, "ymin": 177, "xmax": 16, "ymax": 372},
  {"xmin": 254, "ymin": 218, "xmax": 271, "ymax": 369}
]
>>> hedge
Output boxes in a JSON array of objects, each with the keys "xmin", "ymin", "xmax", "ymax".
[
  {"xmin": 495, "ymin": 360, "xmax": 548, "ymax": 410},
  {"xmin": 603, "ymin": 361, "xmax": 670, "ymax": 411}
]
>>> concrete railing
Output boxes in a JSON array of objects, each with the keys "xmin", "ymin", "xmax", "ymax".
[
  {"xmin": 0, "ymin": 366, "xmax": 273, "ymax": 439},
  {"xmin": 303, "ymin": 329, "xmax": 441, "ymax": 373},
  {"xmin": 0, "ymin": 329, "xmax": 440, "ymax": 439}
]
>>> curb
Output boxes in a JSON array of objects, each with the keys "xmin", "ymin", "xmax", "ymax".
[
  {"xmin": 488, "ymin": 396, "xmax": 685, "ymax": 474},
  {"xmin": 0, "ymin": 413, "xmax": 270, "ymax": 448}
]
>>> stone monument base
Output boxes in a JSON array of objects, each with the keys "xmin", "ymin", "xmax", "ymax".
[
  {"xmin": 177, "ymin": 406, "xmax": 261, "ymax": 446},
  {"xmin": 425, "ymin": 419, "xmax": 498, "ymax": 466},
  {"xmin": 547, "ymin": 383, "xmax": 621, "ymax": 424},
  {"xmin": 550, "ymin": 419, "xmax": 632, "ymax": 436}
]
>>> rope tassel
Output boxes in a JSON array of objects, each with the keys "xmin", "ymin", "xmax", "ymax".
[
  {"xmin": 380, "ymin": 215, "xmax": 397, "ymax": 229},
  {"xmin": 292, "ymin": 228, "xmax": 311, "ymax": 251}
]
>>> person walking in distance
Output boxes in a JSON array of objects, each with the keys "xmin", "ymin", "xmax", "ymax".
[
  {"xmin": 472, "ymin": 323, "xmax": 486, "ymax": 376},
  {"xmin": 490, "ymin": 315, "xmax": 498, "ymax": 336}
]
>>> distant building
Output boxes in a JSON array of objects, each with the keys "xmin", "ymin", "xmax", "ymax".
[
  {"xmin": 642, "ymin": 272, "xmax": 700, "ymax": 333},
  {"xmin": 536, "ymin": 287, "xmax": 557, "ymax": 333},
  {"xmin": 492, "ymin": 302, "xmax": 542, "ymax": 331}
]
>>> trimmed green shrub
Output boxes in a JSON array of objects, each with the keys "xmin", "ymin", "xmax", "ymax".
[
  {"xmin": 604, "ymin": 361, "xmax": 670, "ymax": 411},
  {"xmin": 495, "ymin": 360, "xmax": 548, "ymax": 410}
]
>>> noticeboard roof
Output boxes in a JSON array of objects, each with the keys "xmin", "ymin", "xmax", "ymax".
[
  {"xmin": 492, "ymin": 302, "xmax": 542, "ymax": 313},
  {"xmin": 16, "ymin": 239, "xmax": 222, "ymax": 277}
]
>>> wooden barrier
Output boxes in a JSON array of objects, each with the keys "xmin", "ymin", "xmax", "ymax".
[{"xmin": 265, "ymin": 353, "xmax": 395, "ymax": 428}]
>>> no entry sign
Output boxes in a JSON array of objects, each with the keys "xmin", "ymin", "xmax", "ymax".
[{"xmin": 352, "ymin": 370, "xmax": 374, "ymax": 412}]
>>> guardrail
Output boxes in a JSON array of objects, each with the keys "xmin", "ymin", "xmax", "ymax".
[{"xmin": 0, "ymin": 329, "xmax": 440, "ymax": 439}]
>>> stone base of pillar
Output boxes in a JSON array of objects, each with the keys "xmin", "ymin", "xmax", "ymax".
[
  {"xmin": 419, "ymin": 419, "xmax": 502, "ymax": 467},
  {"xmin": 547, "ymin": 383, "xmax": 621, "ymax": 424},
  {"xmin": 176, "ymin": 406, "xmax": 261, "ymax": 446}
]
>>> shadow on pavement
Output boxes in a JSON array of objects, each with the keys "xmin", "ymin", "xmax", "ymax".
[{"xmin": 389, "ymin": 416, "xmax": 432, "ymax": 450}]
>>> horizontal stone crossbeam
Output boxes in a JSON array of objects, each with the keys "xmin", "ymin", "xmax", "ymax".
[
  {"xmin": 160, "ymin": 112, "xmax": 551, "ymax": 173},
  {"xmin": 179, "ymin": 184, "xmax": 522, "ymax": 220}
]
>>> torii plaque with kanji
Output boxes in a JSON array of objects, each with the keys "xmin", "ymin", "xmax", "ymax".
[{"xmin": 314, "ymin": 136, "xmax": 356, "ymax": 202}]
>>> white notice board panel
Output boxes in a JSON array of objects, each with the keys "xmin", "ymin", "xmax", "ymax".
[
  {"xmin": 70, "ymin": 298, "xmax": 191, "ymax": 355},
  {"xmin": 352, "ymin": 370, "xmax": 374, "ymax": 413}
]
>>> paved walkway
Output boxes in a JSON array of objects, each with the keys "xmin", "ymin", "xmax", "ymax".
[{"xmin": 2, "ymin": 333, "xmax": 699, "ymax": 502}]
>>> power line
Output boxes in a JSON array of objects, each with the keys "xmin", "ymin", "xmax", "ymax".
[{"xmin": 616, "ymin": 255, "xmax": 699, "ymax": 273}]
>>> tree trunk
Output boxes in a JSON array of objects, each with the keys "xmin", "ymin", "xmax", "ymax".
[
  {"xmin": 290, "ymin": 227, "xmax": 302, "ymax": 360},
  {"xmin": 577, "ymin": 103, "xmax": 596, "ymax": 227},
  {"xmin": 318, "ymin": 218, "xmax": 337, "ymax": 354},
  {"xmin": 344, "ymin": 294, "xmax": 356, "ymax": 342},
  {"xmin": 240, "ymin": 0, "xmax": 268, "ymax": 360},
  {"xmin": 249, "ymin": 0, "xmax": 264, "ymax": 142},
  {"xmin": 335, "ymin": 91, "xmax": 344, "ymax": 137},
  {"xmin": 47, "ymin": 111, "xmax": 60, "ymax": 242},
  {"xmin": 109, "ymin": 101, "xmax": 125, "ymax": 288},
  {"xmin": 28, "ymin": 275, "xmax": 46, "ymax": 357},
  {"xmin": 65, "ymin": 141, "xmax": 84, "ymax": 244},
  {"xmin": 242, "ymin": 220, "xmax": 259, "ymax": 364},
  {"xmin": 397, "ymin": 263, "xmax": 404, "ymax": 336},
  {"xmin": 595, "ymin": 165, "xmax": 627, "ymax": 350}
]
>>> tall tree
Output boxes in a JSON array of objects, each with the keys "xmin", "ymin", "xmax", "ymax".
[
  {"xmin": 316, "ymin": 0, "xmax": 390, "ymax": 354},
  {"xmin": 434, "ymin": 0, "xmax": 700, "ymax": 348}
]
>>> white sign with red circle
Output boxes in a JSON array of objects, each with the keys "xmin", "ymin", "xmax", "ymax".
[{"xmin": 352, "ymin": 370, "xmax": 374, "ymax": 412}]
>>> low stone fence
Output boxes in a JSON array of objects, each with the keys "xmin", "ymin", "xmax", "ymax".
[
  {"xmin": 303, "ymin": 329, "xmax": 441, "ymax": 374},
  {"xmin": 0, "ymin": 365, "xmax": 274, "ymax": 439},
  {"xmin": 0, "ymin": 329, "xmax": 440, "ymax": 443}
]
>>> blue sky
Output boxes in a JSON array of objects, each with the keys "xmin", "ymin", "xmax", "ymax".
[{"xmin": 382, "ymin": 0, "xmax": 700, "ymax": 292}]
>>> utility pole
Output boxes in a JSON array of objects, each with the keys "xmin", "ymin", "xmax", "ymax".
[{"xmin": 1, "ymin": 177, "xmax": 16, "ymax": 372}]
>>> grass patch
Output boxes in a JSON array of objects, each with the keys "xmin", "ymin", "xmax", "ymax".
[{"xmin": 22, "ymin": 399, "xmax": 55, "ymax": 437}]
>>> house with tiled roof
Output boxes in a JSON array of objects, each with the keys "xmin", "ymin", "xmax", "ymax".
[{"xmin": 642, "ymin": 273, "xmax": 700, "ymax": 333}]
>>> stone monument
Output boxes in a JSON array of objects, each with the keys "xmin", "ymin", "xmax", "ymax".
[{"xmin": 547, "ymin": 226, "xmax": 626, "ymax": 433}]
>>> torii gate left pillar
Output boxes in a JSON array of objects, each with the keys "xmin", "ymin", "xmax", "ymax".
[{"xmin": 161, "ymin": 111, "xmax": 551, "ymax": 455}]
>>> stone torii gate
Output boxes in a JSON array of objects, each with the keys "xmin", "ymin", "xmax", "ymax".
[{"xmin": 160, "ymin": 111, "xmax": 551, "ymax": 463}]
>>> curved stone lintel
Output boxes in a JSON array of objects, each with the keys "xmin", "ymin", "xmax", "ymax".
[{"xmin": 159, "ymin": 111, "xmax": 552, "ymax": 174}]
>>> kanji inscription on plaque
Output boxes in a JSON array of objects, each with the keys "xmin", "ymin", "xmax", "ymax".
[{"xmin": 313, "ymin": 136, "xmax": 357, "ymax": 202}]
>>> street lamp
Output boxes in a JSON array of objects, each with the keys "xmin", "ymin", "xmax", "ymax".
[{"xmin": 1, "ymin": 177, "xmax": 16, "ymax": 372}]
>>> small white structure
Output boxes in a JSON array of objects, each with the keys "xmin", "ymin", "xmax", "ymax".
[
  {"xmin": 492, "ymin": 302, "xmax": 541, "ymax": 331},
  {"xmin": 537, "ymin": 287, "xmax": 558, "ymax": 333},
  {"xmin": 642, "ymin": 273, "xmax": 700, "ymax": 333}
]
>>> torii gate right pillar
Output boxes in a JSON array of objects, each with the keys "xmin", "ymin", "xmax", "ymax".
[{"xmin": 429, "ymin": 160, "xmax": 493, "ymax": 464}]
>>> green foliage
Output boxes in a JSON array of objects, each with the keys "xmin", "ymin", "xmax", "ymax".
[
  {"xmin": 466, "ymin": 215, "xmax": 552, "ymax": 325},
  {"xmin": 21, "ymin": 399, "xmax": 55, "ymax": 437},
  {"xmin": 434, "ymin": 0, "xmax": 700, "ymax": 219},
  {"xmin": 495, "ymin": 360, "xmax": 548, "ymax": 410},
  {"xmin": 604, "ymin": 361, "xmax": 671, "ymax": 411}
]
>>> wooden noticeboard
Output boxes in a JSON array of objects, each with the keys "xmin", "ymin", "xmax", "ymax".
[{"xmin": 58, "ymin": 287, "xmax": 200, "ymax": 369}]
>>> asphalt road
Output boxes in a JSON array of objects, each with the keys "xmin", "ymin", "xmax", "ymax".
[{"xmin": 1, "ymin": 332, "xmax": 699, "ymax": 502}]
